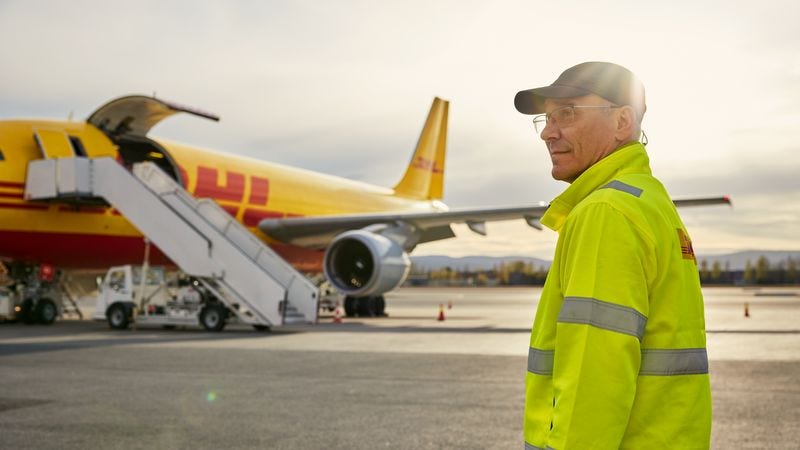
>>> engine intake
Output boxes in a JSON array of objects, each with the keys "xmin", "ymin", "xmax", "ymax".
[{"xmin": 323, "ymin": 230, "xmax": 411, "ymax": 297}]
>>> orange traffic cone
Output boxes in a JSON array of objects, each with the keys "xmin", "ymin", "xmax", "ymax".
[
  {"xmin": 744, "ymin": 302, "xmax": 750, "ymax": 318},
  {"xmin": 333, "ymin": 302, "xmax": 343, "ymax": 324},
  {"xmin": 437, "ymin": 303, "xmax": 445, "ymax": 321}
]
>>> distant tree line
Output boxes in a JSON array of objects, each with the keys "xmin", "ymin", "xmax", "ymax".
[
  {"xmin": 406, "ymin": 255, "xmax": 800, "ymax": 287},
  {"xmin": 406, "ymin": 261, "xmax": 547, "ymax": 286},
  {"xmin": 699, "ymin": 255, "xmax": 799, "ymax": 285},
  {"xmin": 405, "ymin": 261, "xmax": 550, "ymax": 287}
]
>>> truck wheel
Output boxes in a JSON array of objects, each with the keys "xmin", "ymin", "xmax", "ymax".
[
  {"xmin": 107, "ymin": 304, "xmax": 130, "ymax": 330},
  {"xmin": 35, "ymin": 298, "xmax": 58, "ymax": 324},
  {"xmin": 199, "ymin": 304, "xmax": 226, "ymax": 332},
  {"xmin": 20, "ymin": 299, "xmax": 37, "ymax": 325}
]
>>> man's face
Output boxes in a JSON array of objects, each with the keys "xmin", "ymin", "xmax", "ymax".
[{"xmin": 540, "ymin": 94, "xmax": 620, "ymax": 183}]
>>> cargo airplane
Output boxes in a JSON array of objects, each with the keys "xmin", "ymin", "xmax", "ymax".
[{"xmin": 0, "ymin": 95, "xmax": 730, "ymax": 320}]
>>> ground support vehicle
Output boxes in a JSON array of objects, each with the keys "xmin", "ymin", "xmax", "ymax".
[{"xmin": 0, "ymin": 262, "xmax": 83, "ymax": 324}]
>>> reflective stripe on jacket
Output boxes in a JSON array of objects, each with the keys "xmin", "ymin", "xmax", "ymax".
[{"xmin": 524, "ymin": 142, "xmax": 712, "ymax": 449}]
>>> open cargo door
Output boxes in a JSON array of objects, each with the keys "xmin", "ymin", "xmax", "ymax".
[{"xmin": 87, "ymin": 95, "xmax": 219, "ymax": 138}]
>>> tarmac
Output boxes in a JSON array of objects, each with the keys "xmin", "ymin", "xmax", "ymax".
[{"xmin": 1, "ymin": 286, "xmax": 798, "ymax": 449}]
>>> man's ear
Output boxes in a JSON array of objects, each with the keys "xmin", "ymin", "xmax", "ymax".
[{"xmin": 614, "ymin": 106, "xmax": 636, "ymax": 141}]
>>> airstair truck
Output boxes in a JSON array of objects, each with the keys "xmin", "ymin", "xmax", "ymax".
[{"xmin": 26, "ymin": 157, "xmax": 320, "ymax": 330}]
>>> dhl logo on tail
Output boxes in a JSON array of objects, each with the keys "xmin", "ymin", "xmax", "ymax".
[{"xmin": 393, "ymin": 98, "xmax": 448, "ymax": 200}]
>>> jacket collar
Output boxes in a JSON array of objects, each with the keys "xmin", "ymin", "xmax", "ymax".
[{"xmin": 540, "ymin": 142, "xmax": 651, "ymax": 231}]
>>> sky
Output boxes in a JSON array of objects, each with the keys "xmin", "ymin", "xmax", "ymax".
[{"xmin": 1, "ymin": 0, "xmax": 798, "ymax": 260}]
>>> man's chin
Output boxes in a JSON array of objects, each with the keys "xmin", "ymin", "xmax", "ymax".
[{"xmin": 551, "ymin": 168, "xmax": 577, "ymax": 184}]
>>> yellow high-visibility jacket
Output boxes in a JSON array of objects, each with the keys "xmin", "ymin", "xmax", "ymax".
[{"xmin": 525, "ymin": 142, "xmax": 711, "ymax": 450}]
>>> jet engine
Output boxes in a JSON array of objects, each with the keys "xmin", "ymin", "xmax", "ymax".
[{"xmin": 323, "ymin": 229, "xmax": 411, "ymax": 297}]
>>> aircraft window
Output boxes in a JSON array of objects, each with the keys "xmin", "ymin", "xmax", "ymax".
[{"xmin": 69, "ymin": 136, "xmax": 88, "ymax": 157}]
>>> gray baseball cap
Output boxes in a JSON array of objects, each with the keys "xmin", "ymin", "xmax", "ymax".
[{"xmin": 514, "ymin": 61, "xmax": 646, "ymax": 116}]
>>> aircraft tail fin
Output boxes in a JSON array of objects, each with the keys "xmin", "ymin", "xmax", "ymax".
[{"xmin": 392, "ymin": 97, "xmax": 448, "ymax": 200}]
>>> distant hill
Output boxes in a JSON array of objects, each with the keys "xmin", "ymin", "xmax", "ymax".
[
  {"xmin": 411, "ymin": 250, "xmax": 800, "ymax": 272},
  {"xmin": 410, "ymin": 255, "xmax": 551, "ymax": 272}
]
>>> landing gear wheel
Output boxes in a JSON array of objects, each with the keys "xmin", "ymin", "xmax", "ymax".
[
  {"xmin": 356, "ymin": 297, "xmax": 373, "ymax": 317},
  {"xmin": 374, "ymin": 296, "xmax": 386, "ymax": 317},
  {"xmin": 35, "ymin": 298, "xmax": 58, "ymax": 324},
  {"xmin": 20, "ymin": 299, "xmax": 37, "ymax": 325},
  {"xmin": 344, "ymin": 296, "xmax": 356, "ymax": 317},
  {"xmin": 107, "ymin": 304, "xmax": 130, "ymax": 330},
  {"xmin": 199, "ymin": 304, "xmax": 226, "ymax": 332}
]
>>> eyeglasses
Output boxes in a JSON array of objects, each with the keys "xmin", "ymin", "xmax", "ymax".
[{"xmin": 532, "ymin": 105, "xmax": 620, "ymax": 134}]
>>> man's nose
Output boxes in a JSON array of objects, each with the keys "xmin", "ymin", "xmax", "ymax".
[{"xmin": 540, "ymin": 120, "xmax": 559, "ymax": 141}]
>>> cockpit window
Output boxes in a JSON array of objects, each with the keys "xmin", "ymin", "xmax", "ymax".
[{"xmin": 69, "ymin": 136, "xmax": 87, "ymax": 157}]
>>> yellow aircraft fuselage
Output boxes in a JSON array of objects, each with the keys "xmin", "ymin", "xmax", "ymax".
[{"xmin": 0, "ymin": 113, "xmax": 443, "ymax": 272}]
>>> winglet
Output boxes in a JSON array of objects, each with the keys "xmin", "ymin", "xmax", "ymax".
[
  {"xmin": 393, "ymin": 97, "xmax": 448, "ymax": 200},
  {"xmin": 672, "ymin": 196, "xmax": 732, "ymax": 208}
]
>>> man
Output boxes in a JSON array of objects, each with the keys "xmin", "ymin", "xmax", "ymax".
[{"xmin": 514, "ymin": 62, "xmax": 711, "ymax": 449}]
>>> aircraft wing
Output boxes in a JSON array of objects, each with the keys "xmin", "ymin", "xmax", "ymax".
[
  {"xmin": 259, "ymin": 204, "xmax": 549, "ymax": 249},
  {"xmin": 259, "ymin": 196, "xmax": 730, "ymax": 249}
]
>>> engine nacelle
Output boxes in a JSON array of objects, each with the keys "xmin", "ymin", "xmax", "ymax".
[{"xmin": 323, "ymin": 230, "xmax": 411, "ymax": 297}]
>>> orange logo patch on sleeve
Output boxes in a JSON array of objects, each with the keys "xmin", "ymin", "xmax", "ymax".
[{"xmin": 677, "ymin": 228, "xmax": 696, "ymax": 263}]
